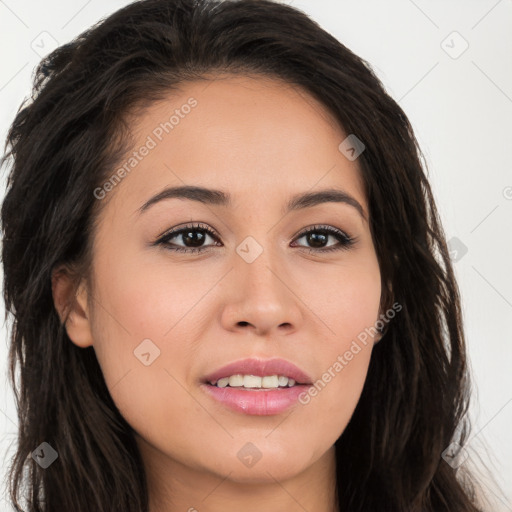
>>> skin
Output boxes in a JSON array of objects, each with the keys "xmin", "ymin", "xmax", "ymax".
[{"xmin": 53, "ymin": 74, "xmax": 383, "ymax": 512}]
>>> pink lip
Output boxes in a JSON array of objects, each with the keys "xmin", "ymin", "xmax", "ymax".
[
  {"xmin": 201, "ymin": 383, "xmax": 311, "ymax": 415},
  {"xmin": 200, "ymin": 357, "xmax": 313, "ymax": 416},
  {"xmin": 202, "ymin": 357, "xmax": 313, "ymax": 385}
]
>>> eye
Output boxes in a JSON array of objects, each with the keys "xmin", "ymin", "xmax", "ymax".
[
  {"xmin": 291, "ymin": 225, "xmax": 356, "ymax": 254},
  {"xmin": 155, "ymin": 222, "xmax": 221, "ymax": 254},
  {"xmin": 154, "ymin": 223, "xmax": 356, "ymax": 254}
]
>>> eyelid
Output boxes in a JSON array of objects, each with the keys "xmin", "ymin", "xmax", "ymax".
[
  {"xmin": 156, "ymin": 221, "xmax": 216, "ymax": 241},
  {"xmin": 293, "ymin": 224, "xmax": 349, "ymax": 241}
]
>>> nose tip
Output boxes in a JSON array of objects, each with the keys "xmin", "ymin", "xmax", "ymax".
[{"xmin": 220, "ymin": 248, "xmax": 305, "ymax": 337}]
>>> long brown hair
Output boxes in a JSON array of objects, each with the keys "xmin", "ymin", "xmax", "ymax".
[{"xmin": 1, "ymin": 0, "xmax": 483, "ymax": 510}]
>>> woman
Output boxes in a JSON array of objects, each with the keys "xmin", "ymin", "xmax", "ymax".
[{"xmin": 1, "ymin": 0, "xmax": 485, "ymax": 510}]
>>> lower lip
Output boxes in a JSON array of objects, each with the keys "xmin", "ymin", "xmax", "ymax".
[{"xmin": 201, "ymin": 383, "xmax": 311, "ymax": 415}]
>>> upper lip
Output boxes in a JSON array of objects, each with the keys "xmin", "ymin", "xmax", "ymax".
[{"xmin": 203, "ymin": 357, "xmax": 313, "ymax": 385}]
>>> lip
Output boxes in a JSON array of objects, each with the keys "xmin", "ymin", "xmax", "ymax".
[
  {"xmin": 202, "ymin": 357, "xmax": 313, "ymax": 385},
  {"xmin": 201, "ymin": 383, "xmax": 311, "ymax": 415},
  {"xmin": 200, "ymin": 357, "xmax": 313, "ymax": 416}
]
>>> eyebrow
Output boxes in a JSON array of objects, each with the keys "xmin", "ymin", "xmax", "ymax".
[{"xmin": 137, "ymin": 185, "xmax": 367, "ymax": 222}]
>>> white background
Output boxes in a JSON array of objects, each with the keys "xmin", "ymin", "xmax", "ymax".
[{"xmin": 1, "ymin": 0, "xmax": 511, "ymax": 510}]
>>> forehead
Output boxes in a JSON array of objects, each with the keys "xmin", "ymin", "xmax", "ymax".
[{"xmin": 101, "ymin": 74, "xmax": 367, "ymax": 220}]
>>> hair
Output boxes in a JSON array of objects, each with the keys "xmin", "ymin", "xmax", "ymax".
[{"xmin": 1, "ymin": 0, "xmax": 485, "ymax": 510}]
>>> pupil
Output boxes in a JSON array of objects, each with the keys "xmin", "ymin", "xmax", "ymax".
[
  {"xmin": 308, "ymin": 232, "xmax": 326, "ymax": 248},
  {"xmin": 184, "ymin": 230, "xmax": 205, "ymax": 247}
]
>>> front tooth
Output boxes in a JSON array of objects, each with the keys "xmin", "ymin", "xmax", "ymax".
[
  {"xmin": 217, "ymin": 377, "xmax": 229, "ymax": 388},
  {"xmin": 243, "ymin": 375, "xmax": 262, "ymax": 388},
  {"xmin": 228, "ymin": 374, "xmax": 244, "ymax": 387},
  {"xmin": 277, "ymin": 375, "xmax": 289, "ymax": 386},
  {"xmin": 287, "ymin": 378, "xmax": 296, "ymax": 387},
  {"xmin": 262, "ymin": 375, "xmax": 279, "ymax": 388}
]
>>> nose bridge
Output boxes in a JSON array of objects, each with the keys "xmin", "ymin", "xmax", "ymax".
[
  {"xmin": 222, "ymin": 233, "xmax": 302, "ymax": 335},
  {"xmin": 236, "ymin": 235, "xmax": 288, "ymax": 303}
]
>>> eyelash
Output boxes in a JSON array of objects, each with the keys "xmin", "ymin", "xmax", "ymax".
[{"xmin": 154, "ymin": 222, "xmax": 357, "ymax": 255}]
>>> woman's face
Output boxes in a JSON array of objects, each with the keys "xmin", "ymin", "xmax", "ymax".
[{"xmin": 63, "ymin": 75, "xmax": 382, "ymax": 487}]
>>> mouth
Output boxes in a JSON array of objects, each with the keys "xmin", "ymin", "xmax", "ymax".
[
  {"xmin": 200, "ymin": 357, "xmax": 313, "ymax": 415},
  {"xmin": 206, "ymin": 374, "xmax": 304, "ymax": 389}
]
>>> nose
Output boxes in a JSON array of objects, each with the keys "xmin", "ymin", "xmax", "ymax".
[{"xmin": 220, "ymin": 247, "xmax": 304, "ymax": 337}]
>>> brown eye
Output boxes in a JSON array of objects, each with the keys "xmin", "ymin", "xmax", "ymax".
[
  {"xmin": 292, "ymin": 225, "xmax": 355, "ymax": 253},
  {"xmin": 156, "ymin": 223, "xmax": 221, "ymax": 254},
  {"xmin": 155, "ymin": 223, "xmax": 356, "ymax": 255}
]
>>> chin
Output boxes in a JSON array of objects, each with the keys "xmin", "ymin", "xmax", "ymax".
[
  {"xmin": 221, "ymin": 460, "xmax": 308, "ymax": 485},
  {"xmin": 205, "ymin": 443, "xmax": 312, "ymax": 483}
]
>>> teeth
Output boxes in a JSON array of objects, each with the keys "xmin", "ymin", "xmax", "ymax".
[
  {"xmin": 228, "ymin": 374, "xmax": 244, "ymax": 387},
  {"xmin": 210, "ymin": 374, "xmax": 298, "ymax": 388},
  {"xmin": 217, "ymin": 377, "xmax": 229, "ymax": 388},
  {"xmin": 262, "ymin": 375, "xmax": 279, "ymax": 388},
  {"xmin": 277, "ymin": 375, "xmax": 288, "ymax": 386}
]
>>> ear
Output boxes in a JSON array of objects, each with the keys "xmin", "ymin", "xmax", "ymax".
[
  {"xmin": 373, "ymin": 328, "xmax": 385, "ymax": 345},
  {"xmin": 374, "ymin": 285, "xmax": 394, "ymax": 345},
  {"xmin": 51, "ymin": 265, "xmax": 93, "ymax": 348},
  {"xmin": 373, "ymin": 307, "xmax": 391, "ymax": 345}
]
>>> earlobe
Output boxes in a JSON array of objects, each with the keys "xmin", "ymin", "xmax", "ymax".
[
  {"xmin": 374, "ymin": 317, "xmax": 389, "ymax": 345},
  {"xmin": 51, "ymin": 266, "xmax": 94, "ymax": 348}
]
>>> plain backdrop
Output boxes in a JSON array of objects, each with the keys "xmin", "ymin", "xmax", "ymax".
[{"xmin": 1, "ymin": 0, "xmax": 511, "ymax": 510}]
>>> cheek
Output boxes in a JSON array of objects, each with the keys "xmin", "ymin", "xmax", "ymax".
[
  {"xmin": 299, "ymin": 321, "xmax": 375, "ymax": 418},
  {"xmin": 95, "ymin": 249, "xmax": 214, "ymax": 336},
  {"xmin": 90, "ymin": 244, "xmax": 221, "ymax": 369},
  {"xmin": 295, "ymin": 255, "xmax": 380, "ymax": 428},
  {"xmin": 88, "ymin": 251, "xmax": 222, "ymax": 439},
  {"xmin": 310, "ymin": 341, "xmax": 373, "ymax": 420},
  {"xmin": 307, "ymin": 253, "xmax": 382, "ymax": 341}
]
